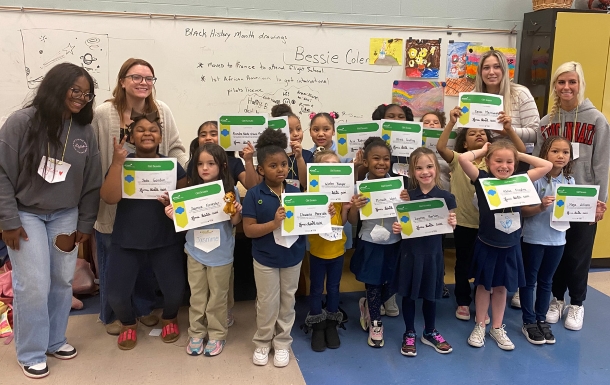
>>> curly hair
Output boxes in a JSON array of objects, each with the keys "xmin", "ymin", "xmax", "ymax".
[
  {"xmin": 371, "ymin": 103, "xmax": 414, "ymax": 121},
  {"xmin": 255, "ymin": 128, "xmax": 289, "ymax": 168},
  {"xmin": 363, "ymin": 136, "xmax": 392, "ymax": 159}
]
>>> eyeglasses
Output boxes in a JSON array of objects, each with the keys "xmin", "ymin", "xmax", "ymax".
[
  {"xmin": 124, "ymin": 74, "xmax": 157, "ymax": 84},
  {"xmin": 70, "ymin": 88, "xmax": 95, "ymax": 103}
]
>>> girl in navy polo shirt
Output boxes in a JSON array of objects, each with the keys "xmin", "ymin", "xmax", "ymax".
[
  {"xmin": 242, "ymin": 129, "xmax": 312, "ymax": 368},
  {"xmin": 459, "ymin": 140, "xmax": 551, "ymax": 351},
  {"xmin": 349, "ymin": 137, "xmax": 408, "ymax": 349},
  {"xmin": 100, "ymin": 111, "xmax": 187, "ymax": 350},
  {"xmin": 391, "ymin": 147, "xmax": 457, "ymax": 357}
]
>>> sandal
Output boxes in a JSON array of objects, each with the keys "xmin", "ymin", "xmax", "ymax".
[
  {"xmin": 186, "ymin": 337, "xmax": 204, "ymax": 356},
  {"xmin": 117, "ymin": 323, "xmax": 138, "ymax": 350},
  {"xmin": 161, "ymin": 318, "xmax": 180, "ymax": 343}
]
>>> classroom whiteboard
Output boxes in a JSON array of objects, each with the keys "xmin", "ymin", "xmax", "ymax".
[{"xmin": 0, "ymin": 11, "xmax": 515, "ymax": 149}]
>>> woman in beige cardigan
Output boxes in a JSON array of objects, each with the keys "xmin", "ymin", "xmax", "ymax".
[{"xmin": 92, "ymin": 58, "xmax": 187, "ymax": 334}]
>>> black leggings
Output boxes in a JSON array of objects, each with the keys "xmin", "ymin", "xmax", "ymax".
[
  {"xmin": 107, "ymin": 243, "xmax": 185, "ymax": 325},
  {"xmin": 552, "ymin": 222, "xmax": 597, "ymax": 306},
  {"xmin": 402, "ymin": 297, "xmax": 436, "ymax": 334},
  {"xmin": 453, "ymin": 225, "xmax": 478, "ymax": 306}
]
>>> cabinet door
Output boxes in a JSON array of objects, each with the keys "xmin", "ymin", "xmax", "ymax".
[{"xmin": 552, "ymin": 13, "xmax": 610, "ymax": 110}]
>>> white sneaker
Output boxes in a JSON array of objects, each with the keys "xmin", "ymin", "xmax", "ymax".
[
  {"xmin": 564, "ymin": 305, "xmax": 584, "ymax": 331},
  {"xmin": 546, "ymin": 297, "xmax": 565, "ymax": 324},
  {"xmin": 273, "ymin": 349, "xmax": 290, "ymax": 367},
  {"xmin": 50, "ymin": 343, "xmax": 77, "ymax": 360},
  {"xmin": 21, "ymin": 362, "xmax": 49, "ymax": 379},
  {"xmin": 511, "ymin": 291, "xmax": 521, "ymax": 309},
  {"xmin": 489, "ymin": 325, "xmax": 515, "ymax": 351},
  {"xmin": 383, "ymin": 295, "xmax": 399, "ymax": 317},
  {"xmin": 252, "ymin": 347, "xmax": 269, "ymax": 366},
  {"xmin": 467, "ymin": 322, "xmax": 486, "ymax": 348}
]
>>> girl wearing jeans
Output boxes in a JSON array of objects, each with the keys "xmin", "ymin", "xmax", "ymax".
[{"xmin": 0, "ymin": 63, "xmax": 102, "ymax": 378}]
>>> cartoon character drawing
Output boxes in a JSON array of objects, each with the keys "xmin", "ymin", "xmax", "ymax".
[{"xmin": 223, "ymin": 191, "xmax": 237, "ymax": 216}]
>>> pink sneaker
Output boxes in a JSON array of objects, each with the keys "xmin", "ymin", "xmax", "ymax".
[
  {"xmin": 455, "ymin": 306, "xmax": 470, "ymax": 321},
  {"xmin": 368, "ymin": 320, "xmax": 384, "ymax": 348}
]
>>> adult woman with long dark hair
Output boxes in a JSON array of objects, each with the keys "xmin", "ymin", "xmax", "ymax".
[{"xmin": 0, "ymin": 62, "xmax": 102, "ymax": 378}]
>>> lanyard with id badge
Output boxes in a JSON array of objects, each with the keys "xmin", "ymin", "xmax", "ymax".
[
  {"xmin": 38, "ymin": 117, "xmax": 72, "ymax": 183},
  {"xmin": 285, "ymin": 155, "xmax": 300, "ymax": 189},
  {"xmin": 392, "ymin": 156, "xmax": 409, "ymax": 177}
]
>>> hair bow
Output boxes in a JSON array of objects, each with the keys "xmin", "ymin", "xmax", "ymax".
[
  {"xmin": 329, "ymin": 111, "xmax": 337, "ymax": 119},
  {"xmin": 130, "ymin": 109, "xmax": 160, "ymax": 123},
  {"xmin": 309, "ymin": 112, "xmax": 317, "ymax": 120}
]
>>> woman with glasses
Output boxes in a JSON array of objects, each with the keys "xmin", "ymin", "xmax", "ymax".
[
  {"xmin": 0, "ymin": 62, "xmax": 102, "ymax": 378},
  {"xmin": 92, "ymin": 58, "xmax": 187, "ymax": 335}
]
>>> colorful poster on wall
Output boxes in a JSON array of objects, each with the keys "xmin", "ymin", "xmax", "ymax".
[
  {"xmin": 404, "ymin": 39, "xmax": 441, "ymax": 78},
  {"xmin": 369, "ymin": 38, "xmax": 403, "ymax": 66},
  {"xmin": 391, "ymin": 80, "xmax": 444, "ymax": 117},
  {"xmin": 531, "ymin": 49, "xmax": 549, "ymax": 85},
  {"xmin": 445, "ymin": 41, "xmax": 481, "ymax": 96},
  {"xmin": 466, "ymin": 46, "xmax": 517, "ymax": 80}
]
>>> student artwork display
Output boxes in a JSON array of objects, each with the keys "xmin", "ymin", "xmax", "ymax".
[
  {"xmin": 369, "ymin": 38, "xmax": 403, "ymax": 66},
  {"xmin": 466, "ymin": 46, "xmax": 517, "ymax": 80},
  {"xmin": 458, "ymin": 92, "xmax": 504, "ymax": 130},
  {"xmin": 356, "ymin": 176, "xmax": 404, "ymax": 220},
  {"xmin": 552, "ymin": 184, "xmax": 600, "ymax": 222},
  {"xmin": 445, "ymin": 41, "xmax": 481, "ymax": 96},
  {"xmin": 169, "ymin": 180, "xmax": 230, "ymax": 232},
  {"xmin": 336, "ymin": 122, "xmax": 382, "ymax": 158},
  {"xmin": 281, "ymin": 193, "xmax": 332, "ymax": 236},
  {"xmin": 404, "ymin": 39, "xmax": 441, "ymax": 78},
  {"xmin": 121, "ymin": 158, "xmax": 177, "ymax": 199},
  {"xmin": 218, "ymin": 114, "xmax": 268, "ymax": 151},
  {"xmin": 307, "ymin": 163, "xmax": 355, "ymax": 202},
  {"xmin": 391, "ymin": 80, "xmax": 444, "ymax": 117},
  {"xmin": 479, "ymin": 174, "xmax": 541, "ymax": 209},
  {"xmin": 394, "ymin": 198, "xmax": 454, "ymax": 239},
  {"xmin": 381, "ymin": 120, "xmax": 423, "ymax": 157},
  {"xmin": 531, "ymin": 48, "xmax": 550, "ymax": 85}
]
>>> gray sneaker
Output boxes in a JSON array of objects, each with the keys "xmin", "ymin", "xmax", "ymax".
[{"xmin": 467, "ymin": 322, "xmax": 486, "ymax": 348}]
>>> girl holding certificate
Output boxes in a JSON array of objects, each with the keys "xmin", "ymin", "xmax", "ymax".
[
  {"xmin": 304, "ymin": 150, "xmax": 352, "ymax": 352},
  {"xmin": 165, "ymin": 143, "xmax": 242, "ymax": 357},
  {"xmin": 100, "ymin": 111, "xmax": 187, "ymax": 351},
  {"xmin": 349, "ymin": 137, "xmax": 408, "ymax": 349},
  {"xmin": 391, "ymin": 147, "xmax": 457, "ymax": 357},
  {"xmin": 520, "ymin": 136, "xmax": 574, "ymax": 345},
  {"xmin": 536, "ymin": 62, "xmax": 610, "ymax": 332},
  {"xmin": 241, "ymin": 129, "xmax": 307, "ymax": 368},
  {"xmin": 459, "ymin": 140, "xmax": 551, "ymax": 351}
]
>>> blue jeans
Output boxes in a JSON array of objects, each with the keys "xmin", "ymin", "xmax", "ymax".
[
  {"xmin": 8, "ymin": 208, "xmax": 78, "ymax": 366},
  {"xmin": 520, "ymin": 242, "xmax": 565, "ymax": 324},
  {"xmin": 309, "ymin": 254, "xmax": 344, "ymax": 315},
  {"xmin": 95, "ymin": 231, "xmax": 157, "ymax": 324}
]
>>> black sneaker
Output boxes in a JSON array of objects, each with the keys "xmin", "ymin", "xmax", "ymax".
[
  {"xmin": 22, "ymin": 362, "xmax": 49, "ymax": 379},
  {"xmin": 522, "ymin": 323, "xmax": 545, "ymax": 345},
  {"xmin": 537, "ymin": 321, "xmax": 555, "ymax": 344},
  {"xmin": 50, "ymin": 343, "xmax": 78, "ymax": 360},
  {"xmin": 442, "ymin": 285, "xmax": 450, "ymax": 298}
]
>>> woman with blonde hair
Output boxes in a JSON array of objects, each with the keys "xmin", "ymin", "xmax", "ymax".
[
  {"xmin": 475, "ymin": 49, "xmax": 540, "ymax": 145},
  {"xmin": 475, "ymin": 49, "xmax": 541, "ymax": 308},
  {"xmin": 92, "ymin": 58, "xmax": 187, "ymax": 334},
  {"xmin": 535, "ymin": 61, "xmax": 609, "ymax": 331}
]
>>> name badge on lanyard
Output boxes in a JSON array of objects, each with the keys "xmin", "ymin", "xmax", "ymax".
[
  {"xmin": 285, "ymin": 179, "xmax": 300, "ymax": 189},
  {"xmin": 38, "ymin": 156, "xmax": 71, "ymax": 183},
  {"xmin": 494, "ymin": 212, "xmax": 521, "ymax": 234}
]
